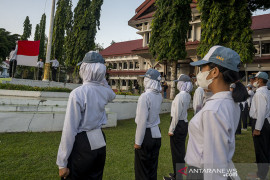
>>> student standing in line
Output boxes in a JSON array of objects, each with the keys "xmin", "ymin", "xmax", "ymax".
[
  {"xmin": 193, "ymin": 80, "xmax": 204, "ymax": 114},
  {"xmin": 247, "ymin": 84, "xmax": 254, "ymax": 126},
  {"xmin": 249, "ymin": 72, "xmax": 270, "ymax": 180},
  {"xmin": 56, "ymin": 51, "xmax": 116, "ymax": 180},
  {"xmin": 50, "ymin": 58, "xmax": 59, "ymax": 81},
  {"xmin": 36, "ymin": 58, "xmax": 44, "ymax": 80},
  {"xmin": 230, "ymin": 83, "xmax": 242, "ymax": 135},
  {"xmin": 163, "ymin": 82, "xmax": 169, "ymax": 99},
  {"xmin": 163, "ymin": 74, "xmax": 193, "ymax": 180},
  {"xmin": 185, "ymin": 45, "xmax": 249, "ymax": 180},
  {"xmin": 134, "ymin": 68, "xmax": 163, "ymax": 180}
]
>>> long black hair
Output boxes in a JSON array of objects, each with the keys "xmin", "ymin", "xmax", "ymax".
[{"xmin": 208, "ymin": 63, "xmax": 249, "ymax": 102}]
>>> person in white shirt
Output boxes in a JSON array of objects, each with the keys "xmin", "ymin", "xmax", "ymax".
[
  {"xmin": 50, "ymin": 58, "xmax": 59, "ymax": 81},
  {"xmin": 134, "ymin": 68, "xmax": 163, "ymax": 180},
  {"xmin": 163, "ymin": 74, "xmax": 193, "ymax": 180},
  {"xmin": 249, "ymin": 71, "xmax": 270, "ymax": 180},
  {"xmin": 185, "ymin": 45, "xmax": 249, "ymax": 180},
  {"xmin": 193, "ymin": 80, "xmax": 204, "ymax": 114},
  {"xmin": 57, "ymin": 51, "xmax": 116, "ymax": 180},
  {"xmin": 246, "ymin": 84, "xmax": 254, "ymax": 126},
  {"xmin": 36, "ymin": 58, "xmax": 44, "ymax": 80}
]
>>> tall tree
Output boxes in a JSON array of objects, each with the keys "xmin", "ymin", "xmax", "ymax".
[
  {"xmin": 64, "ymin": 0, "xmax": 74, "ymax": 67},
  {"xmin": 248, "ymin": 0, "xmax": 270, "ymax": 11},
  {"xmin": 149, "ymin": 0, "xmax": 192, "ymax": 99},
  {"xmin": 198, "ymin": 0, "xmax": 255, "ymax": 63},
  {"xmin": 67, "ymin": 0, "xmax": 103, "ymax": 68},
  {"xmin": 34, "ymin": 24, "xmax": 40, "ymax": 41},
  {"xmin": 0, "ymin": 28, "xmax": 20, "ymax": 62},
  {"xmin": 21, "ymin": 16, "xmax": 32, "ymax": 40},
  {"xmin": 52, "ymin": 0, "xmax": 73, "ymax": 64},
  {"xmin": 38, "ymin": 14, "xmax": 46, "ymax": 60}
]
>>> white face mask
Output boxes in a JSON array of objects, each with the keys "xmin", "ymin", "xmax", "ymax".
[
  {"xmin": 253, "ymin": 81, "xmax": 259, "ymax": 88},
  {"xmin": 196, "ymin": 69, "xmax": 214, "ymax": 90}
]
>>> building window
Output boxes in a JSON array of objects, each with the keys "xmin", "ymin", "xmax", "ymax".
[
  {"xmin": 123, "ymin": 62, "xmax": 128, "ymax": 69},
  {"xmin": 108, "ymin": 63, "xmax": 113, "ymax": 70},
  {"xmin": 130, "ymin": 62, "xmax": 133, "ymax": 69},
  {"xmin": 112, "ymin": 80, "xmax": 116, "ymax": 86},
  {"xmin": 146, "ymin": 32, "xmax": 150, "ymax": 45},
  {"xmin": 188, "ymin": 26, "xmax": 192, "ymax": 39},
  {"xmin": 262, "ymin": 43, "xmax": 270, "ymax": 54},
  {"xmin": 135, "ymin": 62, "xmax": 139, "ymax": 69},
  {"xmin": 122, "ymin": 80, "xmax": 127, "ymax": 86},
  {"xmin": 113, "ymin": 63, "xmax": 117, "ymax": 69},
  {"xmin": 119, "ymin": 63, "xmax": 122, "ymax": 69}
]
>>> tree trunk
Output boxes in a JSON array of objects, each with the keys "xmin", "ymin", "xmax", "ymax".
[{"xmin": 170, "ymin": 61, "xmax": 177, "ymax": 99}]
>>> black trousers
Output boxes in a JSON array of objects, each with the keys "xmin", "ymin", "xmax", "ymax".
[
  {"xmin": 135, "ymin": 128, "xmax": 161, "ymax": 180},
  {"xmin": 241, "ymin": 103, "xmax": 248, "ymax": 129},
  {"xmin": 63, "ymin": 131, "xmax": 106, "ymax": 180},
  {"xmin": 52, "ymin": 67, "xmax": 57, "ymax": 81},
  {"xmin": 248, "ymin": 112, "xmax": 253, "ymax": 127},
  {"xmin": 9, "ymin": 59, "xmax": 17, "ymax": 77},
  {"xmin": 170, "ymin": 120, "xmax": 188, "ymax": 180},
  {"xmin": 236, "ymin": 104, "xmax": 242, "ymax": 134},
  {"xmin": 252, "ymin": 119, "xmax": 270, "ymax": 179},
  {"xmin": 38, "ymin": 68, "xmax": 43, "ymax": 80}
]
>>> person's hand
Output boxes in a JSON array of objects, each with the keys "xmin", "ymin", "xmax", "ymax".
[
  {"xmin": 134, "ymin": 144, "xmax": 141, "ymax": 149},
  {"xmin": 168, "ymin": 133, "xmax": 174, "ymax": 136},
  {"xmin": 59, "ymin": 168, "xmax": 70, "ymax": 179},
  {"xmin": 253, "ymin": 129, "xmax": 260, "ymax": 136}
]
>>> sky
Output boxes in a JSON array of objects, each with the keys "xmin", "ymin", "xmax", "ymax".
[{"xmin": 0, "ymin": 0, "xmax": 269, "ymax": 49}]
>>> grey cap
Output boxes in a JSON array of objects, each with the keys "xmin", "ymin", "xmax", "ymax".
[
  {"xmin": 255, "ymin": 71, "xmax": 269, "ymax": 80},
  {"xmin": 77, "ymin": 51, "xmax": 105, "ymax": 66},
  {"xmin": 141, "ymin": 68, "xmax": 161, "ymax": 81},
  {"xmin": 190, "ymin": 45, "xmax": 241, "ymax": 72},
  {"xmin": 174, "ymin": 74, "xmax": 191, "ymax": 82}
]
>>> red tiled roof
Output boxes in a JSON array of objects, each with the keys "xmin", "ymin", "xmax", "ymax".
[
  {"xmin": 251, "ymin": 14, "xmax": 270, "ymax": 30},
  {"xmin": 130, "ymin": 0, "xmax": 197, "ymax": 23},
  {"xmin": 137, "ymin": 11, "xmax": 155, "ymax": 20},
  {"xmin": 133, "ymin": 46, "xmax": 149, "ymax": 51},
  {"xmin": 100, "ymin": 39, "xmax": 143, "ymax": 57}
]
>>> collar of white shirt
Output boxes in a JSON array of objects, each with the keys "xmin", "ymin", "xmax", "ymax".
[
  {"xmin": 207, "ymin": 91, "xmax": 232, "ymax": 101},
  {"xmin": 256, "ymin": 86, "xmax": 268, "ymax": 92}
]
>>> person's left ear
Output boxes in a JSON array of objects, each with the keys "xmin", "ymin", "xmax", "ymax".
[{"xmin": 210, "ymin": 67, "xmax": 220, "ymax": 79}]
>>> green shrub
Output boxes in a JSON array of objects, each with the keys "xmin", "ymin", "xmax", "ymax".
[{"xmin": 0, "ymin": 83, "xmax": 72, "ymax": 93}]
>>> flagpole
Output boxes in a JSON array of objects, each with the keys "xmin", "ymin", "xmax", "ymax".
[{"xmin": 43, "ymin": 0, "xmax": 56, "ymax": 81}]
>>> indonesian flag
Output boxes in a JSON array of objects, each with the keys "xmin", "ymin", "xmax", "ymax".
[{"xmin": 17, "ymin": 40, "xmax": 40, "ymax": 67}]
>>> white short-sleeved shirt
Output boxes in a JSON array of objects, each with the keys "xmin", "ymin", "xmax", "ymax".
[
  {"xmin": 56, "ymin": 82, "xmax": 116, "ymax": 168},
  {"xmin": 185, "ymin": 91, "xmax": 240, "ymax": 180},
  {"xmin": 135, "ymin": 89, "xmax": 163, "ymax": 146},
  {"xmin": 249, "ymin": 86, "xmax": 270, "ymax": 130}
]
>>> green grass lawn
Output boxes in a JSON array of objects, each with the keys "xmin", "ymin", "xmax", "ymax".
[{"xmin": 0, "ymin": 112, "xmax": 257, "ymax": 180}]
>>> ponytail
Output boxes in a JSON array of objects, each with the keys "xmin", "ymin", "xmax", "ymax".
[
  {"xmin": 208, "ymin": 63, "xmax": 249, "ymax": 103},
  {"xmin": 231, "ymin": 81, "xmax": 249, "ymax": 102}
]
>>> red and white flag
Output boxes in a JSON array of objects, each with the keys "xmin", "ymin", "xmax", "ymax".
[{"xmin": 17, "ymin": 40, "xmax": 40, "ymax": 67}]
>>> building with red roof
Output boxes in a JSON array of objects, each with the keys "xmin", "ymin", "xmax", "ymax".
[{"xmin": 101, "ymin": 0, "xmax": 270, "ymax": 94}]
